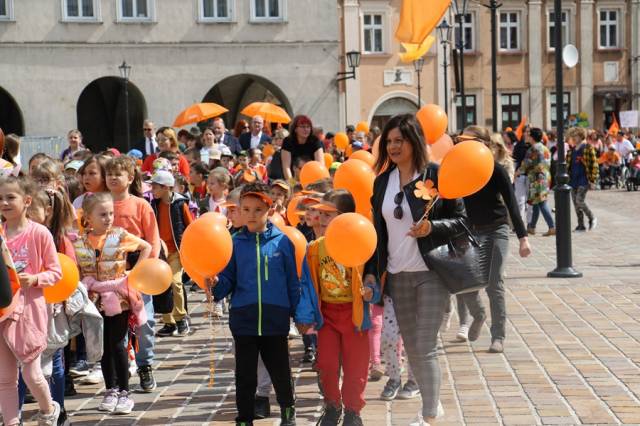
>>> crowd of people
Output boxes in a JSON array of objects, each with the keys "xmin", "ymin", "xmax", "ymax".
[{"xmin": 0, "ymin": 109, "xmax": 624, "ymax": 426}]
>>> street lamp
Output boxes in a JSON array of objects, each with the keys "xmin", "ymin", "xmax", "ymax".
[
  {"xmin": 452, "ymin": 0, "xmax": 469, "ymax": 130},
  {"xmin": 118, "ymin": 61, "xmax": 132, "ymax": 153},
  {"xmin": 437, "ymin": 19, "xmax": 452, "ymax": 116},
  {"xmin": 337, "ymin": 50, "xmax": 362, "ymax": 127},
  {"xmin": 413, "ymin": 57, "xmax": 425, "ymax": 108},
  {"xmin": 483, "ymin": 0, "xmax": 502, "ymax": 132},
  {"xmin": 548, "ymin": 0, "xmax": 581, "ymax": 278}
]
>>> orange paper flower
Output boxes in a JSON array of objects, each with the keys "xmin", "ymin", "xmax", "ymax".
[{"xmin": 414, "ymin": 179, "xmax": 438, "ymax": 201}]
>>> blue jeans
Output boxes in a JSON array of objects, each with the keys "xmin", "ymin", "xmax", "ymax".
[
  {"xmin": 529, "ymin": 200, "xmax": 555, "ymax": 230},
  {"xmin": 19, "ymin": 349, "xmax": 65, "ymax": 409},
  {"xmin": 135, "ymin": 293, "xmax": 156, "ymax": 367}
]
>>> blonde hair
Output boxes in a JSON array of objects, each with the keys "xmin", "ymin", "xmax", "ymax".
[
  {"xmin": 489, "ymin": 133, "xmax": 515, "ymax": 180},
  {"xmin": 81, "ymin": 192, "xmax": 114, "ymax": 229},
  {"xmin": 462, "ymin": 125, "xmax": 491, "ymax": 144},
  {"xmin": 565, "ymin": 127, "xmax": 586, "ymax": 143},
  {"xmin": 161, "ymin": 128, "xmax": 179, "ymax": 152}
]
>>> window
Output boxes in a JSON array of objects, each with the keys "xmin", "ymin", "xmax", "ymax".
[
  {"xmin": 501, "ymin": 94, "xmax": 521, "ymax": 129},
  {"xmin": 199, "ymin": 0, "xmax": 232, "ymax": 22},
  {"xmin": 550, "ymin": 92, "xmax": 570, "ymax": 128},
  {"xmin": 117, "ymin": 0, "xmax": 154, "ymax": 21},
  {"xmin": 0, "ymin": 0, "xmax": 14, "ymax": 20},
  {"xmin": 456, "ymin": 95, "xmax": 477, "ymax": 130},
  {"xmin": 363, "ymin": 14, "xmax": 384, "ymax": 53},
  {"xmin": 251, "ymin": 0, "xmax": 284, "ymax": 22},
  {"xmin": 499, "ymin": 12, "xmax": 520, "ymax": 51},
  {"xmin": 454, "ymin": 13, "xmax": 474, "ymax": 52},
  {"xmin": 599, "ymin": 9, "xmax": 619, "ymax": 49},
  {"xmin": 548, "ymin": 10, "xmax": 569, "ymax": 50}
]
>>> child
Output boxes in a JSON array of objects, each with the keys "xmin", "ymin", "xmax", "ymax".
[
  {"xmin": 199, "ymin": 169, "xmax": 232, "ymax": 217},
  {"xmin": 74, "ymin": 192, "xmax": 150, "ymax": 415},
  {"xmin": 31, "ymin": 159, "xmax": 67, "ymax": 192},
  {"xmin": 74, "ymin": 154, "xmax": 109, "ymax": 209},
  {"xmin": 60, "ymin": 129, "xmax": 84, "ymax": 162},
  {"xmin": 247, "ymin": 148, "xmax": 268, "ymax": 183},
  {"xmin": 210, "ymin": 182, "xmax": 304, "ymax": 426},
  {"xmin": 0, "ymin": 176, "xmax": 63, "ymax": 426},
  {"xmin": 105, "ymin": 156, "xmax": 161, "ymax": 393},
  {"xmin": 269, "ymin": 180, "xmax": 290, "ymax": 217},
  {"xmin": 28, "ymin": 153, "xmax": 52, "ymax": 176},
  {"xmin": 149, "ymin": 170, "xmax": 193, "ymax": 337},
  {"xmin": 297, "ymin": 189, "xmax": 380, "ymax": 426},
  {"xmin": 188, "ymin": 161, "xmax": 209, "ymax": 204}
]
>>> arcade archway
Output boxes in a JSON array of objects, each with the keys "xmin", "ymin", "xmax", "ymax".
[{"xmin": 0, "ymin": 87, "xmax": 24, "ymax": 136}]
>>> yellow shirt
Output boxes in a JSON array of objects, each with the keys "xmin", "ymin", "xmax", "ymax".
[{"xmin": 311, "ymin": 238, "xmax": 353, "ymax": 303}]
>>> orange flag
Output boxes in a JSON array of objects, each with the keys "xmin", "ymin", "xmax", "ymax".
[
  {"xmin": 608, "ymin": 114, "xmax": 620, "ymax": 136},
  {"xmin": 515, "ymin": 115, "xmax": 527, "ymax": 141},
  {"xmin": 395, "ymin": 0, "xmax": 452, "ymax": 44}
]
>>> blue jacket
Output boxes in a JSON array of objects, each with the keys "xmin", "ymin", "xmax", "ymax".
[{"xmin": 213, "ymin": 222, "xmax": 309, "ymax": 336}]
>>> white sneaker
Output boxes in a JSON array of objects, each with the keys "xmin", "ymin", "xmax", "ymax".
[
  {"xmin": 37, "ymin": 400, "xmax": 60, "ymax": 426},
  {"xmin": 213, "ymin": 301, "xmax": 224, "ymax": 318},
  {"xmin": 456, "ymin": 325, "xmax": 469, "ymax": 342},
  {"xmin": 288, "ymin": 323, "xmax": 299, "ymax": 338},
  {"xmin": 113, "ymin": 390, "xmax": 135, "ymax": 415},
  {"xmin": 408, "ymin": 402, "xmax": 444, "ymax": 426},
  {"xmin": 81, "ymin": 365, "xmax": 103, "ymax": 385},
  {"xmin": 98, "ymin": 388, "xmax": 119, "ymax": 412}
]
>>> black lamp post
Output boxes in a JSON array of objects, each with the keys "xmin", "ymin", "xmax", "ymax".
[
  {"xmin": 337, "ymin": 50, "xmax": 362, "ymax": 127},
  {"xmin": 483, "ymin": 0, "xmax": 502, "ymax": 132},
  {"xmin": 548, "ymin": 0, "xmax": 581, "ymax": 278},
  {"xmin": 413, "ymin": 57, "xmax": 425, "ymax": 108},
  {"xmin": 452, "ymin": 0, "xmax": 469, "ymax": 130},
  {"xmin": 119, "ymin": 61, "xmax": 132, "ymax": 153},
  {"xmin": 437, "ymin": 19, "xmax": 452, "ymax": 117}
]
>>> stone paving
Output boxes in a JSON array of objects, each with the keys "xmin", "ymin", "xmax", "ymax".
[{"xmin": 21, "ymin": 189, "xmax": 640, "ymax": 425}]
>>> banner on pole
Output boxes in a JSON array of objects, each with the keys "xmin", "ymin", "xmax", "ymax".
[{"xmin": 619, "ymin": 110, "xmax": 639, "ymax": 128}]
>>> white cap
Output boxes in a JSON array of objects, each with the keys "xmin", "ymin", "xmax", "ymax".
[{"xmin": 150, "ymin": 170, "xmax": 175, "ymax": 187}]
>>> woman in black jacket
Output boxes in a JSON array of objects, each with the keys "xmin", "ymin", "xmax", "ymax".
[{"xmin": 364, "ymin": 114, "xmax": 468, "ymax": 425}]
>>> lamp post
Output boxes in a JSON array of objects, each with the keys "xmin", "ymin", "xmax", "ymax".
[
  {"xmin": 413, "ymin": 57, "xmax": 425, "ymax": 108},
  {"xmin": 118, "ymin": 61, "xmax": 132, "ymax": 153},
  {"xmin": 483, "ymin": 0, "xmax": 502, "ymax": 132},
  {"xmin": 548, "ymin": 0, "xmax": 581, "ymax": 278},
  {"xmin": 437, "ymin": 19, "xmax": 452, "ymax": 117},
  {"xmin": 337, "ymin": 50, "xmax": 362, "ymax": 128},
  {"xmin": 452, "ymin": 0, "xmax": 469, "ymax": 131}
]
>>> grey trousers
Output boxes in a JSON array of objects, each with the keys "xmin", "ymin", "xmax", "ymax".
[
  {"xmin": 388, "ymin": 270, "xmax": 449, "ymax": 418},
  {"xmin": 571, "ymin": 185, "xmax": 594, "ymax": 227},
  {"xmin": 478, "ymin": 224, "xmax": 510, "ymax": 341}
]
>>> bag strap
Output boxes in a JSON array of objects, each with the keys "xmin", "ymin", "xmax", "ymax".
[{"xmin": 458, "ymin": 220, "xmax": 480, "ymax": 247}]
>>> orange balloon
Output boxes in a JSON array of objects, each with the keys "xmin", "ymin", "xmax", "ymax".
[
  {"xmin": 262, "ymin": 143, "xmax": 275, "ymax": 158},
  {"xmin": 180, "ymin": 215, "xmax": 233, "ymax": 276},
  {"xmin": 345, "ymin": 144, "xmax": 353, "ymax": 158},
  {"xmin": 349, "ymin": 150, "xmax": 375, "ymax": 168},
  {"xmin": 269, "ymin": 212, "xmax": 286, "ymax": 230},
  {"xmin": 281, "ymin": 226, "xmax": 307, "ymax": 278},
  {"xmin": 286, "ymin": 196, "xmax": 303, "ymax": 227},
  {"xmin": 333, "ymin": 159, "xmax": 375, "ymax": 216},
  {"xmin": 416, "ymin": 104, "xmax": 448, "ymax": 144},
  {"xmin": 199, "ymin": 211, "xmax": 228, "ymax": 226},
  {"xmin": 334, "ymin": 132, "xmax": 349, "ymax": 150},
  {"xmin": 128, "ymin": 258, "xmax": 172, "ymax": 296},
  {"xmin": 181, "ymin": 255, "xmax": 208, "ymax": 290},
  {"xmin": 324, "ymin": 152, "xmax": 333, "ymax": 169},
  {"xmin": 438, "ymin": 140, "xmax": 495, "ymax": 199},
  {"xmin": 428, "ymin": 134, "xmax": 454, "ymax": 164},
  {"xmin": 356, "ymin": 121, "xmax": 370, "ymax": 134},
  {"xmin": 325, "ymin": 213, "xmax": 377, "ymax": 267},
  {"xmin": 300, "ymin": 161, "xmax": 329, "ymax": 188},
  {"xmin": 44, "ymin": 253, "xmax": 79, "ymax": 303}
]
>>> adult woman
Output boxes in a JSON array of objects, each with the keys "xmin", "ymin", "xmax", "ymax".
[
  {"xmin": 199, "ymin": 127, "xmax": 219, "ymax": 165},
  {"xmin": 281, "ymin": 115, "xmax": 324, "ymax": 182},
  {"xmin": 364, "ymin": 114, "xmax": 466, "ymax": 425},
  {"xmin": 516, "ymin": 127, "xmax": 554, "ymax": 236},
  {"xmin": 233, "ymin": 119, "xmax": 250, "ymax": 139},
  {"xmin": 457, "ymin": 126, "xmax": 531, "ymax": 353},
  {"xmin": 141, "ymin": 128, "xmax": 190, "ymax": 178}
]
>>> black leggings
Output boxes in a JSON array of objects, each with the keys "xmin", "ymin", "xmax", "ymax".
[{"xmin": 101, "ymin": 311, "xmax": 130, "ymax": 391}]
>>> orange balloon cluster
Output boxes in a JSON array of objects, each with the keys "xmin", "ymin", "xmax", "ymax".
[
  {"xmin": 269, "ymin": 212, "xmax": 286, "ymax": 230},
  {"xmin": 44, "ymin": 253, "xmax": 79, "ymax": 303},
  {"xmin": 428, "ymin": 134, "xmax": 454, "ymax": 164},
  {"xmin": 333, "ymin": 159, "xmax": 375, "ymax": 218},
  {"xmin": 325, "ymin": 213, "xmax": 377, "ymax": 267},
  {"xmin": 324, "ymin": 153, "xmax": 334, "ymax": 169},
  {"xmin": 128, "ymin": 259, "xmax": 173, "ymax": 296},
  {"xmin": 438, "ymin": 140, "xmax": 495, "ymax": 199},
  {"xmin": 356, "ymin": 121, "xmax": 370, "ymax": 134},
  {"xmin": 180, "ymin": 213, "xmax": 233, "ymax": 279},
  {"xmin": 300, "ymin": 161, "xmax": 329, "ymax": 188},
  {"xmin": 281, "ymin": 226, "xmax": 307, "ymax": 278},
  {"xmin": 334, "ymin": 132, "xmax": 349, "ymax": 150},
  {"xmin": 416, "ymin": 104, "xmax": 448, "ymax": 144}
]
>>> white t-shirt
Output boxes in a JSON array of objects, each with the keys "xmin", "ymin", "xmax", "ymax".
[
  {"xmin": 615, "ymin": 139, "xmax": 635, "ymax": 160},
  {"xmin": 250, "ymin": 132, "xmax": 262, "ymax": 149},
  {"xmin": 382, "ymin": 168, "xmax": 428, "ymax": 274}
]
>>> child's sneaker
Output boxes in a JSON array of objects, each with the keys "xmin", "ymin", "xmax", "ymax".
[
  {"xmin": 397, "ymin": 380, "xmax": 420, "ymax": 399},
  {"xmin": 342, "ymin": 410, "xmax": 364, "ymax": 426},
  {"xmin": 36, "ymin": 400, "xmax": 60, "ymax": 426},
  {"xmin": 98, "ymin": 388, "xmax": 119, "ymax": 412},
  {"xmin": 176, "ymin": 319, "xmax": 190, "ymax": 336},
  {"xmin": 113, "ymin": 390, "xmax": 134, "ymax": 415},
  {"xmin": 380, "ymin": 379, "xmax": 401, "ymax": 401}
]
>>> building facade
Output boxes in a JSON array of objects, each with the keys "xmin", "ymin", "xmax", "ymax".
[
  {"xmin": 0, "ymin": 0, "xmax": 340, "ymax": 152},
  {"xmin": 342, "ymin": 0, "xmax": 639, "ymax": 132}
]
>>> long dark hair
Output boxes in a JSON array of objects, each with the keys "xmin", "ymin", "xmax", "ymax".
[
  {"xmin": 374, "ymin": 114, "xmax": 428, "ymax": 174},
  {"xmin": 30, "ymin": 188, "xmax": 74, "ymax": 250}
]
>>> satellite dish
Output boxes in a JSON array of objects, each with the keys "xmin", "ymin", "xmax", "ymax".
[{"xmin": 562, "ymin": 44, "xmax": 579, "ymax": 68}]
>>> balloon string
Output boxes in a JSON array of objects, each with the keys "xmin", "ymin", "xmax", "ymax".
[{"xmin": 416, "ymin": 195, "xmax": 439, "ymax": 225}]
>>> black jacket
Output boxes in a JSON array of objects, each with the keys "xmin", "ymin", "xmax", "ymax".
[
  {"xmin": 151, "ymin": 192, "xmax": 190, "ymax": 252},
  {"xmin": 219, "ymin": 132, "xmax": 242, "ymax": 155},
  {"xmin": 239, "ymin": 132, "xmax": 272, "ymax": 151},
  {"xmin": 364, "ymin": 163, "xmax": 467, "ymax": 283}
]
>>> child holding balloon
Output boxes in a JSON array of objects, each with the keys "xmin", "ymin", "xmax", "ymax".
[
  {"xmin": 74, "ymin": 192, "xmax": 151, "ymax": 415},
  {"xmin": 0, "ymin": 176, "xmax": 62, "ymax": 426}
]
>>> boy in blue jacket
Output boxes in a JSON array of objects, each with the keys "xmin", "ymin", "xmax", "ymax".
[{"xmin": 210, "ymin": 182, "xmax": 307, "ymax": 426}]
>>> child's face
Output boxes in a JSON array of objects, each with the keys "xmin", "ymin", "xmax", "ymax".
[
  {"xmin": 106, "ymin": 167, "xmax": 133, "ymax": 195},
  {"xmin": 151, "ymin": 183, "xmax": 171, "ymax": 200},
  {"xmin": 0, "ymin": 183, "xmax": 30, "ymax": 222},
  {"xmin": 68, "ymin": 133, "xmax": 81, "ymax": 150},
  {"xmin": 221, "ymin": 157, "xmax": 232, "ymax": 168},
  {"xmin": 240, "ymin": 196, "xmax": 269, "ymax": 233},
  {"xmin": 319, "ymin": 210, "xmax": 339, "ymax": 228},
  {"xmin": 86, "ymin": 201, "xmax": 114, "ymax": 234},
  {"xmin": 170, "ymin": 159, "xmax": 180, "ymax": 173},
  {"xmin": 189, "ymin": 170, "xmax": 204, "ymax": 186},
  {"xmin": 82, "ymin": 162, "xmax": 104, "ymax": 193},
  {"xmin": 27, "ymin": 202, "xmax": 51, "ymax": 226},
  {"xmin": 34, "ymin": 175, "xmax": 59, "ymax": 191},
  {"xmin": 269, "ymin": 187, "xmax": 288, "ymax": 207},
  {"xmin": 238, "ymin": 156, "xmax": 248, "ymax": 167},
  {"xmin": 227, "ymin": 205, "xmax": 244, "ymax": 228},
  {"xmin": 207, "ymin": 176, "xmax": 226, "ymax": 199}
]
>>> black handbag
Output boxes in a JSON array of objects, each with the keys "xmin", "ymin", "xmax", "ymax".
[{"xmin": 425, "ymin": 221, "xmax": 487, "ymax": 295}]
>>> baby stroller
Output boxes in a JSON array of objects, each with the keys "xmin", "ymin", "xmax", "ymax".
[{"xmin": 626, "ymin": 150, "xmax": 640, "ymax": 191}]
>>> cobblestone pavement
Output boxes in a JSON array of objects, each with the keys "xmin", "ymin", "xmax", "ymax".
[{"xmin": 21, "ymin": 189, "xmax": 640, "ymax": 425}]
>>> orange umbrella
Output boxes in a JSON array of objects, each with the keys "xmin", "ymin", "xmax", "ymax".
[
  {"xmin": 241, "ymin": 102, "xmax": 291, "ymax": 124},
  {"xmin": 173, "ymin": 103, "xmax": 228, "ymax": 128}
]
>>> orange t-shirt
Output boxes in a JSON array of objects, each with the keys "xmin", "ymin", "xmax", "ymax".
[
  {"xmin": 157, "ymin": 201, "xmax": 193, "ymax": 254},
  {"xmin": 113, "ymin": 196, "xmax": 161, "ymax": 258}
]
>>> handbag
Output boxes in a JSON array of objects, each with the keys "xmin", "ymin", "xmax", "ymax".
[{"xmin": 425, "ymin": 221, "xmax": 487, "ymax": 295}]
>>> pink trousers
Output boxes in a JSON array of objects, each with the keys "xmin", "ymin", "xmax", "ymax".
[{"xmin": 368, "ymin": 304, "xmax": 384, "ymax": 366}]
